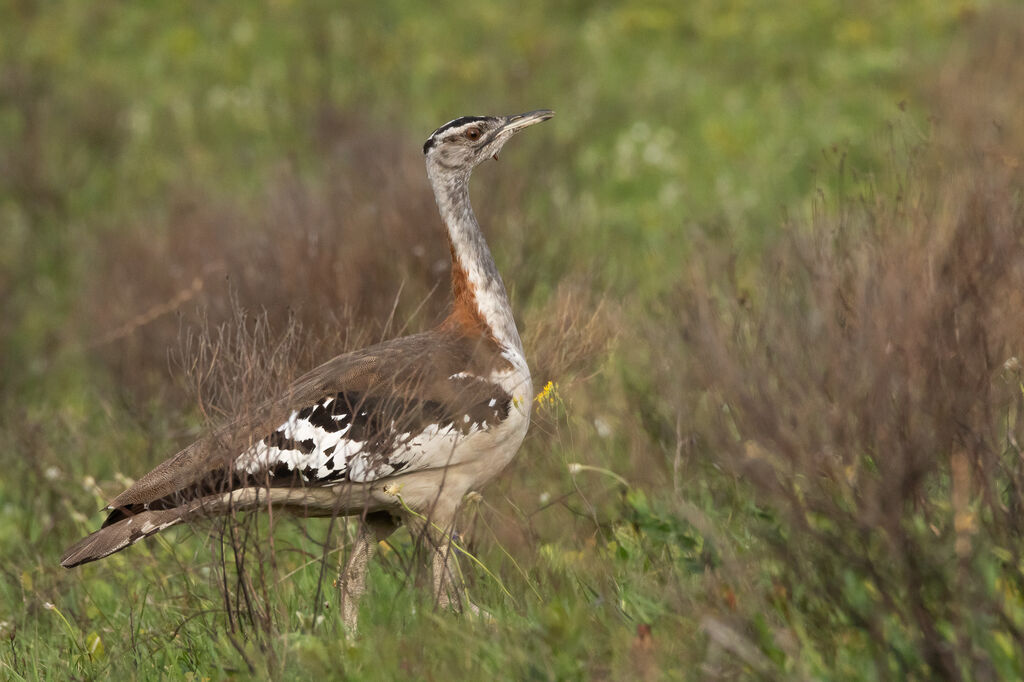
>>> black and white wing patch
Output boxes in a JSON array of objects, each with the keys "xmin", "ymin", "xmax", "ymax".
[{"xmin": 235, "ymin": 380, "xmax": 511, "ymax": 485}]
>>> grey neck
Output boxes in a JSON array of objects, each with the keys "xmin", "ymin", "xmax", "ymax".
[{"xmin": 428, "ymin": 164, "xmax": 524, "ymax": 357}]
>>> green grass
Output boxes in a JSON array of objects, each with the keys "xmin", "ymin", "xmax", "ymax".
[{"xmin": 3, "ymin": 1, "xmax": 1021, "ymax": 679}]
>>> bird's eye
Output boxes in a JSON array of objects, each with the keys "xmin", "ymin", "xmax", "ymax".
[{"xmin": 465, "ymin": 128, "xmax": 481, "ymax": 141}]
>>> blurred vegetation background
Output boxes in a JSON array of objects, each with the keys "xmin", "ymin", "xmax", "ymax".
[{"xmin": 2, "ymin": 0, "xmax": 1023, "ymax": 679}]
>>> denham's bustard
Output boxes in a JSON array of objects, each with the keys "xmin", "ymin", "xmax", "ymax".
[{"xmin": 62, "ymin": 109, "xmax": 554, "ymax": 631}]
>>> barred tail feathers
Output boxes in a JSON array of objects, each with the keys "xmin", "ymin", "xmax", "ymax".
[{"xmin": 60, "ymin": 508, "xmax": 184, "ymax": 568}]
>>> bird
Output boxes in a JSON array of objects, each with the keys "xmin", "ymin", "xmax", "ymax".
[{"xmin": 61, "ymin": 109, "xmax": 554, "ymax": 631}]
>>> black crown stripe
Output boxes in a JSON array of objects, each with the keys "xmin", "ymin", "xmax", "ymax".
[{"xmin": 423, "ymin": 116, "xmax": 491, "ymax": 154}]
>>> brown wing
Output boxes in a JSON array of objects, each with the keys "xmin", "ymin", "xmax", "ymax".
[{"xmin": 105, "ymin": 329, "xmax": 508, "ymax": 511}]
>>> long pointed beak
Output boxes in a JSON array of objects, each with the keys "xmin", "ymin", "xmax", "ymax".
[
  {"xmin": 487, "ymin": 110, "xmax": 554, "ymax": 160},
  {"xmin": 500, "ymin": 109, "xmax": 555, "ymax": 135}
]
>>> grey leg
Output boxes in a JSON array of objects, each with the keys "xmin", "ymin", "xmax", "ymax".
[
  {"xmin": 338, "ymin": 512, "xmax": 398, "ymax": 634},
  {"xmin": 432, "ymin": 532, "xmax": 493, "ymax": 622},
  {"xmin": 406, "ymin": 513, "xmax": 464, "ymax": 613},
  {"xmin": 432, "ymin": 534, "xmax": 462, "ymax": 612}
]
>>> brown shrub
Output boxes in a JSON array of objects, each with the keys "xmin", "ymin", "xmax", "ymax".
[
  {"xmin": 82, "ymin": 113, "xmax": 449, "ymax": 410},
  {"xmin": 672, "ymin": 11, "xmax": 1024, "ymax": 676}
]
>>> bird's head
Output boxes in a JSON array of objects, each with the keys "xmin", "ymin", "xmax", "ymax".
[{"xmin": 423, "ymin": 110, "xmax": 554, "ymax": 179}]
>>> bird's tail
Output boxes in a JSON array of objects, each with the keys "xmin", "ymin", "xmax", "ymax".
[
  {"xmin": 61, "ymin": 507, "xmax": 185, "ymax": 568},
  {"xmin": 61, "ymin": 485, "xmax": 358, "ymax": 567}
]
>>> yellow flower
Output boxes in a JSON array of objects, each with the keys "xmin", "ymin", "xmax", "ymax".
[{"xmin": 534, "ymin": 380, "xmax": 560, "ymax": 410}]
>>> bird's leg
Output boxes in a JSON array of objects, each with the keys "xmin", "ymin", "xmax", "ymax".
[
  {"xmin": 337, "ymin": 512, "xmax": 398, "ymax": 635},
  {"xmin": 432, "ymin": 531, "xmax": 462, "ymax": 612},
  {"xmin": 406, "ymin": 513, "xmax": 465, "ymax": 613},
  {"xmin": 428, "ymin": 527, "xmax": 495, "ymax": 622}
]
